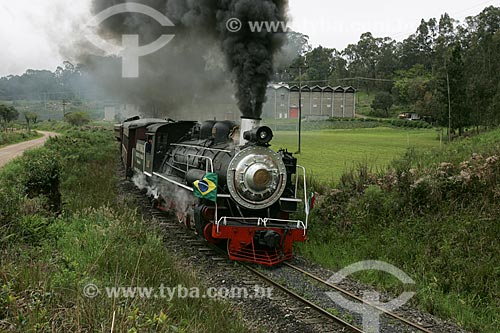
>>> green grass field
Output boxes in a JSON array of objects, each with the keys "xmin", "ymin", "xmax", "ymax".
[{"xmin": 271, "ymin": 127, "xmax": 441, "ymax": 184}]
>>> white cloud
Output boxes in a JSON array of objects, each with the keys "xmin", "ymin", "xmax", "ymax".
[
  {"xmin": 0, "ymin": 0, "xmax": 91, "ymax": 76},
  {"xmin": 287, "ymin": 0, "xmax": 498, "ymax": 49}
]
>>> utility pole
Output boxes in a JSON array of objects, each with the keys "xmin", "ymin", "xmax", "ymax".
[
  {"xmin": 290, "ymin": 64, "xmax": 308, "ymax": 154},
  {"xmin": 446, "ymin": 72, "xmax": 452, "ymax": 142},
  {"xmin": 62, "ymin": 99, "xmax": 69, "ymax": 118}
]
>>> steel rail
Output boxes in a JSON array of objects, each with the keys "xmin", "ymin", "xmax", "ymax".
[
  {"xmin": 242, "ymin": 264, "xmax": 365, "ymax": 333},
  {"xmin": 283, "ymin": 262, "xmax": 433, "ymax": 333}
]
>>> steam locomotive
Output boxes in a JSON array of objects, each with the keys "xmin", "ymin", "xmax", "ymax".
[{"xmin": 115, "ymin": 116, "xmax": 309, "ymax": 266}]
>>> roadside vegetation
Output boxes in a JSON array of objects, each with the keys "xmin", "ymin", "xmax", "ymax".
[
  {"xmin": 0, "ymin": 125, "xmax": 247, "ymax": 332},
  {"xmin": 0, "ymin": 130, "xmax": 41, "ymax": 148},
  {"xmin": 300, "ymin": 128, "xmax": 500, "ymax": 332},
  {"xmin": 0, "ymin": 104, "xmax": 42, "ymax": 147}
]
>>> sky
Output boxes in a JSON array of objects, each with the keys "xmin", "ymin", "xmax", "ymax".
[{"xmin": 0, "ymin": 0, "xmax": 498, "ymax": 77}]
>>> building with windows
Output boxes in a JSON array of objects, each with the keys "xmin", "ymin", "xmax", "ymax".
[{"xmin": 263, "ymin": 84, "xmax": 356, "ymax": 119}]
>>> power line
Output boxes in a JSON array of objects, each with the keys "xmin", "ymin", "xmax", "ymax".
[
  {"xmin": 450, "ymin": 0, "xmax": 499, "ymax": 17},
  {"xmin": 285, "ymin": 77, "xmax": 394, "ymax": 85},
  {"xmin": 337, "ymin": 77, "xmax": 394, "ymax": 82}
]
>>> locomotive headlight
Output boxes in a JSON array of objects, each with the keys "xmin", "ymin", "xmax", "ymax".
[
  {"xmin": 259, "ymin": 130, "xmax": 269, "ymax": 140},
  {"xmin": 227, "ymin": 146, "xmax": 287, "ymax": 210},
  {"xmin": 243, "ymin": 126, "xmax": 273, "ymax": 145}
]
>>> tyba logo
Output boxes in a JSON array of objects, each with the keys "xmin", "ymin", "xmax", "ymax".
[{"xmin": 85, "ymin": 3, "xmax": 175, "ymax": 78}]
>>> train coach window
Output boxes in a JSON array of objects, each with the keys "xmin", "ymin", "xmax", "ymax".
[{"xmin": 146, "ymin": 135, "xmax": 154, "ymax": 154}]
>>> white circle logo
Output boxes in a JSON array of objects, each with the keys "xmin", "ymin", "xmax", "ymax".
[
  {"xmin": 326, "ymin": 260, "xmax": 416, "ymax": 333},
  {"xmin": 84, "ymin": 3, "xmax": 175, "ymax": 78}
]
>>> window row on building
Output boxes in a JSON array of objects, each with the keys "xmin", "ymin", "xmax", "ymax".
[{"xmin": 263, "ymin": 84, "xmax": 356, "ymax": 120}]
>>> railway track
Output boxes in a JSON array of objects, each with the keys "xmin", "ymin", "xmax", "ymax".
[
  {"xmin": 130, "ymin": 185, "xmax": 436, "ymax": 333},
  {"xmin": 236, "ymin": 260, "xmax": 436, "ymax": 333},
  {"xmin": 242, "ymin": 263, "xmax": 365, "ymax": 333},
  {"xmin": 281, "ymin": 262, "xmax": 434, "ymax": 333}
]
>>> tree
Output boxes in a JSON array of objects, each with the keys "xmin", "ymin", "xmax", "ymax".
[
  {"xmin": 343, "ymin": 33, "xmax": 380, "ymax": 77},
  {"xmin": 342, "ymin": 33, "xmax": 396, "ymax": 91},
  {"xmin": 24, "ymin": 111, "xmax": 38, "ymax": 131},
  {"xmin": 303, "ymin": 46, "xmax": 334, "ymax": 84},
  {"xmin": 462, "ymin": 6, "xmax": 500, "ymax": 128},
  {"xmin": 371, "ymin": 92, "xmax": 394, "ymax": 117},
  {"xmin": 398, "ymin": 19, "xmax": 437, "ymax": 71},
  {"xmin": 446, "ymin": 43, "xmax": 470, "ymax": 135},
  {"xmin": 328, "ymin": 50, "xmax": 348, "ymax": 85},
  {"xmin": 376, "ymin": 39, "xmax": 399, "ymax": 77},
  {"xmin": 64, "ymin": 112, "xmax": 90, "ymax": 126},
  {"xmin": 392, "ymin": 65, "xmax": 432, "ymax": 106},
  {"xmin": 274, "ymin": 31, "xmax": 311, "ymax": 82},
  {"xmin": 0, "ymin": 104, "xmax": 19, "ymax": 125},
  {"xmin": 279, "ymin": 31, "xmax": 312, "ymax": 59}
]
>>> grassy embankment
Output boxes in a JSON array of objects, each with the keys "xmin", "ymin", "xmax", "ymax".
[
  {"xmin": 0, "ymin": 126, "xmax": 247, "ymax": 332},
  {"xmin": 300, "ymin": 129, "xmax": 500, "ymax": 332},
  {"xmin": 0, "ymin": 130, "xmax": 42, "ymax": 148}
]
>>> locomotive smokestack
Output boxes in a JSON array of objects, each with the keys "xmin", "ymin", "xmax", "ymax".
[{"xmin": 239, "ymin": 117, "xmax": 261, "ymax": 146}]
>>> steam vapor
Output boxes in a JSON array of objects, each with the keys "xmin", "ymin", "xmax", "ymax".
[
  {"xmin": 132, "ymin": 173, "xmax": 194, "ymax": 215},
  {"xmin": 86, "ymin": 0, "xmax": 288, "ymax": 119}
]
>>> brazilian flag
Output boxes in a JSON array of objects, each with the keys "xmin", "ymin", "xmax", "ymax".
[{"xmin": 193, "ymin": 172, "xmax": 218, "ymax": 202}]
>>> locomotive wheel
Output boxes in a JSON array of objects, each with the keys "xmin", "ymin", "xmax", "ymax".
[
  {"xmin": 184, "ymin": 214, "xmax": 192, "ymax": 229},
  {"xmin": 194, "ymin": 210, "xmax": 207, "ymax": 236},
  {"xmin": 203, "ymin": 223, "xmax": 220, "ymax": 244}
]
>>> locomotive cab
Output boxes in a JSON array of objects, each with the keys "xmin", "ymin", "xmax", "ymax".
[{"xmin": 127, "ymin": 121, "xmax": 197, "ymax": 176}]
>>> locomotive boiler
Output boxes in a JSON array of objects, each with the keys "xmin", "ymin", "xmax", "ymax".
[{"xmin": 115, "ymin": 117, "xmax": 310, "ymax": 266}]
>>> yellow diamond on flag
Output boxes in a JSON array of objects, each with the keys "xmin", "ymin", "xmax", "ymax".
[{"xmin": 193, "ymin": 172, "xmax": 218, "ymax": 202}]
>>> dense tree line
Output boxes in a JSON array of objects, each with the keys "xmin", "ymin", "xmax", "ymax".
[
  {"xmin": 278, "ymin": 6, "xmax": 500, "ymax": 133},
  {"xmin": 0, "ymin": 61, "xmax": 102, "ymax": 101}
]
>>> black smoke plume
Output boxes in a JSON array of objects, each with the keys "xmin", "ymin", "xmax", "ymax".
[
  {"xmin": 217, "ymin": 0, "xmax": 288, "ymax": 118},
  {"xmin": 84, "ymin": 0, "xmax": 288, "ymax": 119}
]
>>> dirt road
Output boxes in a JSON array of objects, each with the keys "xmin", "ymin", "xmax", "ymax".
[{"xmin": 0, "ymin": 131, "xmax": 58, "ymax": 169}]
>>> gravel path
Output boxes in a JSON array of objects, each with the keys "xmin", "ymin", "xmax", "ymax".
[{"xmin": 0, "ymin": 131, "xmax": 58, "ymax": 169}]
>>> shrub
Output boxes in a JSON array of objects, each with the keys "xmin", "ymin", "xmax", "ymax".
[
  {"xmin": 371, "ymin": 92, "xmax": 394, "ymax": 117},
  {"xmin": 20, "ymin": 150, "xmax": 61, "ymax": 214},
  {"xmin": 17, "ymin": 215, "xmax": 55, "ymax": 244},
  {"xmin": 0, "ymin": 186, "xmax": 22, "ymax": 244},
  {"xmin": 64, "ymin": 112, "xmax": 90, "ymax": 127}
]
